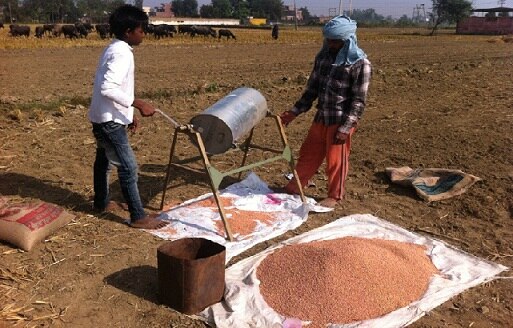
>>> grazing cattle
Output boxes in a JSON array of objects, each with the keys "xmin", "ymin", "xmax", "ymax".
[
  {"xmin": 35, "ymin": 26, "xmax": 45, "ymax": 38},
  {"xmin": 61, "ymin": 25, "xmax": 79, "ymax": 39},
  {"xmin": 165, "ymin": 24, "xmax": 177, "ymax": 34},
  {"xmin": 145, "ymin": 23, "xmax": 155, "ymax": 35},
  {"xmin": 218, "ymin": 29, "xmax": 236, "ymax": 40},
  {"xmin": 153, "ymin": 24, "xmax": 175, "ymax": 39},
  {"xmin": 95, "ymin": 24, "xmax": 110, "ymax": 39},
  {"xmin": 52, "ymin": 24, "xmax": 63, "ymax": 37},
  {"xmin": 9, "ymin": 25, "xmax": 30, "ymax": 37},
  {"xmin": 178, "ymin": 25, "xmax": 194, "ymax": 35},
  {"xmin": 74, "ymin": 22, "xmax": 89, "ymax": 38},
  {"xmin": 43, "ymin": 24, "xmax": 54, "ymax": 36},
  {"xmin": 82, "ymin": 22, "xmax": 94, "ymax": 32},
  {"xmin": 191, "ymin": 26, "xmax": 216, "ymax": 38}
]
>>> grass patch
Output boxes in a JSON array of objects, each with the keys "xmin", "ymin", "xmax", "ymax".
[
  {"xmin": 139, "ymin": 89, "xmax": 175, "ymax": 100},
  {"xmin": 0, "ymin": 26, "xmax": 497, "ymax": 51},
  {"xmin": 0, "ymin": 96, "xmax": 90, "ymax": 114}
]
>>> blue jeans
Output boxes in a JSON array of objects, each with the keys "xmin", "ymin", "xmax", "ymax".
[{"xmin": 92, "ymin": 121, "xmax": 146, "ymax": 221}]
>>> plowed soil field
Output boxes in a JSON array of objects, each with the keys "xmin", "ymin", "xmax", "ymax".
[{"xmin": 1, "ymin": 27, "xmax": 512, "ymax": 327}]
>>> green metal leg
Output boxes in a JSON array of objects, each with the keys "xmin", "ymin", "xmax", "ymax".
[{"xmin": 238, "ymin": 128, "xmax": 254, "ymax": 180}]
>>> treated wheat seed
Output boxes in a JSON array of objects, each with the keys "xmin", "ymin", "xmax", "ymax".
[{"xmin": 257, "ymin": 237, "xmax": 439, "ymax": 326}]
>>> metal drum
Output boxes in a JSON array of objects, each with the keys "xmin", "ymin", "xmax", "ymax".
[{"xmin": 190, "ymin": 87, "xmax": 268, "ymax": 155}]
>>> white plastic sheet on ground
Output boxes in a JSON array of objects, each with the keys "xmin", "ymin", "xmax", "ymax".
[
  {"xmin": 200, "ymin": 214, "xmax": 508, "ymax": 328},
  {"xmin": 148, "ymin": 173, "xmax": 332, "ymax": 263}
]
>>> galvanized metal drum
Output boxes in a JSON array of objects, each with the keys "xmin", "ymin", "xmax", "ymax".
[{"xmin": 190, "ymin": 87, "xmax": 268, "ymax": 155}]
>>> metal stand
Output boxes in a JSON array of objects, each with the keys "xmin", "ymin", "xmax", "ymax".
[{"xmin": 159, "ymin": 112, "xmax": 306, "ymax": 242}]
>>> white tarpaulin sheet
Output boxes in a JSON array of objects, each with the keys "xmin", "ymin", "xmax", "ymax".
[
  {"xmin": 148, "ymin": 173, "xmax": 332, "ymax": 263},
  {"xmin": 200, "ymin": 214, "xmax": 508, "ymax": 327}
]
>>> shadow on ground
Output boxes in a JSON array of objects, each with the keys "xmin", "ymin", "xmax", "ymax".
[{"xmin": 104, "ymin": 265, "xmax": 160, "ymax": 304}]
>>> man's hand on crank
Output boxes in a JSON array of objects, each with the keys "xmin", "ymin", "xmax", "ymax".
[{"xmin": 133, "ymin": 99, "xmax": 155, "ymax": 117}]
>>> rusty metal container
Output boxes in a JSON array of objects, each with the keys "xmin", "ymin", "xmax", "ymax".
[
  {"xmin": 157, "ymin": 238, "xmax": 226, "ymax": 314},
  {"xmin": 190, "ymin": 87, "xmax": 268, "ymax": 154}
]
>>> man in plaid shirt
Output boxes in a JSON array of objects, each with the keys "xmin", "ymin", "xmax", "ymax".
[{"xmin": 280, "ymin": 15, "xmax": 372, "ymax": 208}]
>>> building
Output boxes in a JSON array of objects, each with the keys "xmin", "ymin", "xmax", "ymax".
[
  {"xmin": 155, "ymin": 3, "xmax": 175, "ymax": 18},
  {"xmin": 317, "ymin": 16, "xmax": 332, "ymax": 24},
  {"xmin": 150, "ymin": 17, "xmax": 239, "ymax": 26},
  {"xmin": 144, "ymin": 3, "xmax": 175, "ymax": 18},
  {"xmin": 281, "ymin": 5, "xmax": 303, "ymax": 22},
  {"xmin": 457, "ymin": 7, "xmax": 513, "ymax": 34}
]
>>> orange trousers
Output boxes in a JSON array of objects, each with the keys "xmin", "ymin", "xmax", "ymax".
[{"xmin": 285, "ymin": 122, "xmax": 354, "ymax": 200}]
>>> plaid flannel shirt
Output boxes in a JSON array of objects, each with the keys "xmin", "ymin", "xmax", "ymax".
[{"xmin": 291, "ymin": 48, "xmax": 372, "ymax": 134}]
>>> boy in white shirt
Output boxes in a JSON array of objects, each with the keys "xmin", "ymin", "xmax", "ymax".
[{"xmin": 88, "ymin": 5, "xmax": 168, "ymax": 229}]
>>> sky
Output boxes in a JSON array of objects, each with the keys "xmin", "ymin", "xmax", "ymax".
[{"xmin": 143, "ymin": 1, "xmax": 508, "ymax": 19}]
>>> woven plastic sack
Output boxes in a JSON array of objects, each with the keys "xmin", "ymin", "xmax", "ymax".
[{"xmin": 0, "ymin": 200, "xmax": 74, "ymax": 251}]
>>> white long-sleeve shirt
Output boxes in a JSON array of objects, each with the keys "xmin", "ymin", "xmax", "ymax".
[{"xmin": 88, "ymin": 39, "xmax": 135, "ymax": 125}]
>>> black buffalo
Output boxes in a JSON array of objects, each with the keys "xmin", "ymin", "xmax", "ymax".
[
  {"xmin": 9, "ymin": 25, "xmax": 30, "ymax": 37},
  {"xmin": 191, "ymin": 26, "xmax": 216, "ymax": 38},
  {"xmin": 218, "ymin": 29, "xmax": 236, "ymax": 40},
  {"xmin": 35, "ymin": 26, "xmax": 45, "ymax": 38},
  {"xmin": 145, "ymin": 23, "xmax": 155, "ymax": 34},
  {"xmin": 165, "ymin": 24, "xmax": 177, "ymax": 34},
  {"xmin": 74, "ymin": 22, "xmax": 89, "ymax": 38},
  {"xmin": 52, "ymin": 24, "xmax": 63, "ymax": 37},
  {"xmin": 61, "ymin": 25, "xmax": 79, "ymax": 39},
  {"xmin": 43, "ymin": 24, "xmax": 54, "ymax": 36},
  {"xmin": 82, "ymin": 22, "xmax": 94, "ymax": 32},
  {"xmin": 178, "ymin": 25, "xmax": 194, "ymax": 35},
  {"xmin": 0, "ymin": 22, "xmax": 4, "ymax": 29},
  {"xmin": 152, "ymin": 24, "xmax": 176, "ymax": 39},
  {"xmin": 95, "ymin": 24, "xmax": 110, "ymax": 39}
]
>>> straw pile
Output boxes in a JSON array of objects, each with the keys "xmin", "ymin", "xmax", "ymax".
[
  {"xmin": 0, "ymin": 266, "xmax": 33, "ymax": 324},
  {"xmin": 257, "ymin": 237, "xmax": 439, "ymax": 326},
  {"xmin": 1, "ymin": 255, "xmax": 66, "ymax": 325}
]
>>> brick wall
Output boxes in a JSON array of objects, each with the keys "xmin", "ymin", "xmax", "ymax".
[{"xmin": 457, "ymin": 16, "xmax": 513, "ymax": 35}]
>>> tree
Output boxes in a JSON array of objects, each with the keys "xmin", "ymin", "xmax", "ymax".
[
  {"xmin": 2, "ymin": 0, "xmax": 126, "ymax": 23},
  {"xmin": 395, "ymin": 14, "xmax": 415, "ymax": 27},
  {"xmin": 76, "ymin": 0, "xmax": 124, "ymax": 22},
  {"xmin": 0, "ymin": 0, "xmax": 21, "ymax": 23},
  {"xmin": 430, "ymin": 0, "xmax": 472, "ymax": 35},
  {"xmin": 212, "ymin": 0, "xmax": 233, "ymax": 18},
  {"xmin": 133, "ymin": 0, "xmax": 144, "ymax": 9},
  {"xmin": 18, "ymin": 0, "xmax": 79, "ymax": 23},
  {"xmin": 76, "ymin": 0, "xmax": 109, "ymax": 22},
  {"xmin": 249, "ymin": 0, "xmax": 282, "ymax": 21},
  {"xmin": 172, "ymin": 0, "xmax": 199, "ymax": 17},
  {"xmin": 105, "ymin": 0, "xmax": 127, "ymax": 14},
  {"xmin": 349, "ymin": 8, "xmax": 384, "ymax": 24},
  {"xmin": 300, "ymin": 6, "xmax": 311, "ymax": 22},
  {"xmin": 200, "ymin": 4, "xmax": 215, "ymax": 18},
  {"xmin": 231, "ymin": 0, "xmax": 249, "ymax": 20}
]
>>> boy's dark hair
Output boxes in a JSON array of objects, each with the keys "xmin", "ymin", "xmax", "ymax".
[{"xmin": 109, "ymin": 4, "xmax": 148, "ymax": 40}]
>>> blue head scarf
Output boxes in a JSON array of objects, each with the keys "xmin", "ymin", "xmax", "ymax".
[{"xmin": 322, "ymin": 15, "xmax": 366, "ymax": 66}]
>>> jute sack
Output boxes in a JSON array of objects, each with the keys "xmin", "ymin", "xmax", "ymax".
[
  {"xmin": 386, "ymin": 166, "xmax": 481, "ymax": 202},
  {"xmin": 0, "ymin": 200, "xmax": 75, "ymax": 251}
]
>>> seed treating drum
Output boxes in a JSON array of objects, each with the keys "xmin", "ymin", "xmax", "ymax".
[
  {"xmin": 160, "ymin": 87, "xmax": 307, "ymax": 241},
  {"xmin": 189, "ymin": 87, "xmax": 268, "ymax": 155}
]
